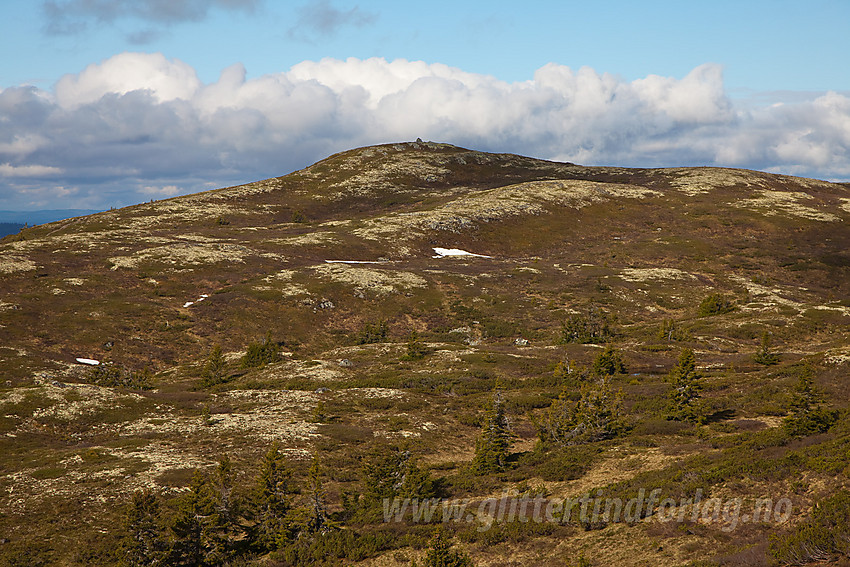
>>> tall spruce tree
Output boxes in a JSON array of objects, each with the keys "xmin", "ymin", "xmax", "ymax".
[
  {"xmin": 205, "ymin": 456, "xmax": 238, "ymax": 564},
  {"xmin": 305, "ymin": 453, "xmax": 328, "ymax": 534},
  {"xmin": 121, "ymin": 489, "xmax": 166, "ymax": 567},
  {"xmin": 249, "ymin": 441, "xmax": 293, "ymax": 552},
  {"xmin": 168, "ymin": 471, "xmax": 217, "ymax": 566}
]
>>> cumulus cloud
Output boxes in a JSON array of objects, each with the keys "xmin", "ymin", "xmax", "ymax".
[
  {"xmin": 1, "ymin": 53, "xmax": 849, "ymax": 209},
  {"xmin": 55, "ymin": 52, "xmax": 202, "ymax": 106}
]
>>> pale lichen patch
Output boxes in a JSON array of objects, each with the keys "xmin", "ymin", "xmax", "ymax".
[
  {"xmin": 108, "ymin": 242, "xmax": 255, "ymax": 269},
  {"xmin": 661, "ymin": 167, "xmax": 761, "ymax": 195},
  {"xmin": 733, "ymin": 190, "xmax": 840, "ymax": 222},
  {"xmin": 0, "ymin": 254, "xmax": 36, "ymax": 274},
  {"xmin": 353, "ymin": 179, "xmax": 660, "ymax": 241},
  {"xmin": 619, "ymin": 268, "xmax": 696, "ymax": 282},
  {"xmin": 122, "ymin": 389, "xmax": 321, "ymax": 442},
  {"xmin": 270, "ymin": 231, "xmax": 340, "ymax": 246},
  {"xmin": 0, "ymin": 382, "xmax": 143, "ymax": 422},
  {"xmin": 310, "ymin": 263, "xmax": 428, "ymax": 295},
  {"xmin": 730, "ymin": 275, "xmax": 805, "ymax": 312},
  {"xmin": 259, "ymin": 269, "xmax": 310, "ymax": 297}
]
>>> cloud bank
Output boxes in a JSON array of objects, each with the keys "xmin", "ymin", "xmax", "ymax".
[{"xmin": 1, "ymin": 52, "xmax": 849, "ymax": 209}]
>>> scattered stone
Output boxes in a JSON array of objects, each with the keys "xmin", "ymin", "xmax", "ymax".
[
  {"xmin": 449, "ymin": 326, "xmax": 472, "ymax": 334},
  {"xmin": 317, "ymin": 299, "xmax": 335, "ymax": 309},
  {"xmin": 315, "ymin": 387, "xmax": 329, "ymax": 394},
  {"xmin": 514, "ymin": 338, "xmax": 529, "ymax": 346},
  {"xmin": 338, "ymin": 359, "xmax": 353, "ymax": 367}
]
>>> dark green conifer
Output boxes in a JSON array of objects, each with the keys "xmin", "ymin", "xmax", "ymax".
[
  {"xmin": 201, "ymin": 344, "xmax": 227, "ymax": 387},
  {"xmin": 249, "ymin": 441, "xmax": 293, "ymax": 552},
  {"xmin": 121, "ymin": 489, "xmax": 166, "ymax": 567},
  {"xmin": 470, "ymin": 391, "xmax": 511, "ymax": 474},
  {"xmin": 668, "ymin": 348, "xmax": 703, "ymax": 423},
  {"xmin": 423, "ymin": 528, "xmax": 474, "ymax": 567}
]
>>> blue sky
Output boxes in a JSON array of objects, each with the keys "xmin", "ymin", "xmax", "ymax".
[{"xmin": 1, "ymin": 0, "xmax": 849, "ymax": 210}]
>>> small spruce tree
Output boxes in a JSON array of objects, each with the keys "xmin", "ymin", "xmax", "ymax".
[
  {"xmin": 357, "ymin": 320, "xmax": 389, "ymax": 344},
  {"xmin": 201, "ymin": 344, "xmax": 227, "ymax": 387},
  {"xmin": 591, "ymin": 345, "xmax": 626, "ymax": 376},
  {"xmin": 784, "ymin": 368, "xmax": 838, "ymax": 436},
  {"xmin": 470, "ymin": 391, "xmax": 512, "ymax": 474},
  {"xmin": 668, "ymin": 348, "xmax": 703, "ymax": 423},
  {"xmin": 423, "ymin": 528, "xmax": 474, "ymax": 567},
  {"xmin": 241, "ymin": 331, "xmax": 280, "ymax": 368},
  {"xmin": 309, "ymin": 400, "xmax": 328, "ymax": 423},
  {"xmin": 753, "ymin": 331, "xmax": 780, "ymax": 365},
  {"xmin": 362, "ymin": 445, "xmax": 435, "ymax": 505},
  {"xmin": 536, "ymin": 377, "xmax": 623, "ymax": 446},
  {"xmin": 698, "ymin": 293, "xmax": 733, "ymax": 317},
  {"xmin": 402, "ymin": 330, "xmax": 428, "ymax": 361},
  {"xmin": 552, "ymin": 357, "xmax": 572, "ymax": 383},
  {"xmin": 560, "ymin": 305, "xmax": 613, "ymax": 344},
  {"xmin": 658, "ymin": 319, "xmax": 689, "ymax": 342}
]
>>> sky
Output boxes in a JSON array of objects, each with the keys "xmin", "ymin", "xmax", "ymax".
[{"xmin": 1, "ymin": 0, "xmax": 849, "ymax": 210}]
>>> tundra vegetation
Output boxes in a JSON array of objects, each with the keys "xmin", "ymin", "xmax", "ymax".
[{"xmin": 1, "ymin": 142, "xmax": 850, "ymax": 565}]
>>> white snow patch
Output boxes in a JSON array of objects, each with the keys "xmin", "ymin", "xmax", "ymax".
[
  {"xmin": 182, "ymin": 293, "xmax": 210, "ymax": 308},
  {"xmin": 432, "ymin": 247, "xmax": 491, "ymax": 258},
  {"xmin": 75, "ymin": 358, "xmax": 100, "ymax": 365}
]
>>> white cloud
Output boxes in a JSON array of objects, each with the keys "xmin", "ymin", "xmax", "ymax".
[
  {"xmin": 55, "ymin": 52, "xmax": 201, "ymax": 106},
  {"xmin": 0, "ymin": 163, "xmax": 63, "ymax": 177},
  {"xmin": 633, "ymin": 64, "xmax": 732, "ymax": 123},
  {"xmin": 1, "ymin": 53, "xmax": 849, "ymax": 209},
  {"xmin": 140, "ymin": 184, "xmax": 181, "ymax": 196},
  {"xmin": 0, "ymin": 135, "xmax": 49, "ymax": 157}
]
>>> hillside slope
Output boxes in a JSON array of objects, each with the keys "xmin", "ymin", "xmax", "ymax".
[{"xmin": 1, "ymin": 142, "xmax": 850, "ymax": 566}]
